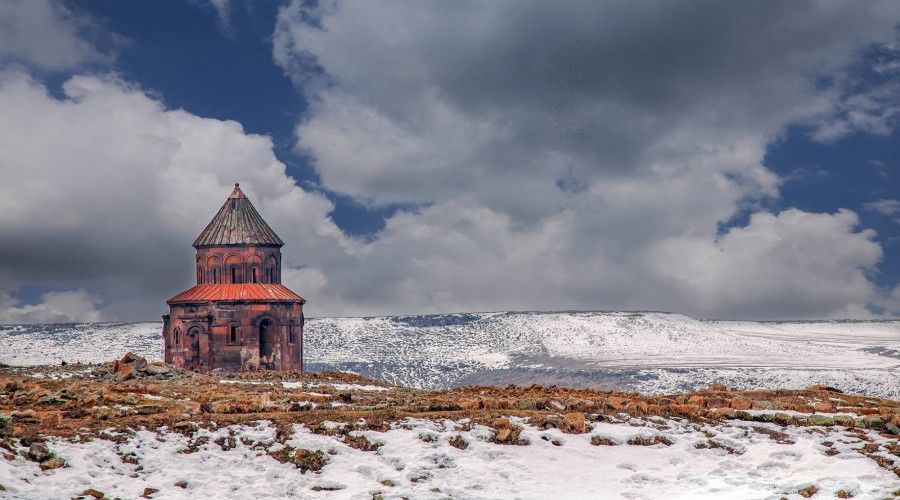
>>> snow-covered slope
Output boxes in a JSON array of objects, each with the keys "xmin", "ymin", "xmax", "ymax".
[{"xmin": 1, "ymin": 312, "xmax": 897, "ymax": 397}]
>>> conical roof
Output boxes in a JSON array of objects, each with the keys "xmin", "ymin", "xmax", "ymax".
[{"xmin": 193, "ymin": 184, "xmax": 284, "ymax": 247}]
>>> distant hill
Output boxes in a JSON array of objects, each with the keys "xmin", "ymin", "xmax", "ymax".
[{"xmin": 1, "ymin": 311, "xmax": 897, "ymax": 397}]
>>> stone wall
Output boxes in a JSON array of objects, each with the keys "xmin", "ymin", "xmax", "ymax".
[{"xmin": 162, "ymin": 301, "xmax": 303, "ymax": 371}]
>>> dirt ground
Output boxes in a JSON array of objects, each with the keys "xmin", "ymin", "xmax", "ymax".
[{"xmin": 1, "ymin": 353, "xmax": 899, "ymax": 478}]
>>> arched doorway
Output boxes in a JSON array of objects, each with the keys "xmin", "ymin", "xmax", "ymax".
[
  {"xmin": 259, "ymin": 319, "xmax": 275, "ymax": 369},
  {"xmin": 188, "ymin": 327, "xmax": 202, "ymax": 371}
]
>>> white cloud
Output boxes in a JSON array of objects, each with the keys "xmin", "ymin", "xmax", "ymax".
[
  {"xmin": 268, "ymin": 0, "xmax": 900, "ymax": 319},
  {"xmin": 0, "ymin": 70, "xmax": 354, "ymax": 321},
  {"xmin": 1, "ymin": 1, "xmax": 899, "ymax": 323},
  {"xmin": 863, "ymin": 199, "xmax": 900, "ymax": 223},
  {"xmin": 0, "ymin": 0, "xmax": 114, "ymax": 71},
  {"xmin": 0, "ymin": 289, "xmax": 101, "ymax": 324}
]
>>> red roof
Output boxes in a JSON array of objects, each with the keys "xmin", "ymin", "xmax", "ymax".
[{"xmin": 166, "ymin": 284, "xmax": 305, "ymax": 304}]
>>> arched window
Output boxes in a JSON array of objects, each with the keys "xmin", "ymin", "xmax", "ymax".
[
  {"xmin": 229, "ymin": 324, "xmax": 239, "ymax": 344},
  {"xmin": 251, "ymin": 267, "xmax": 258, "ymax": 283},
  {"xmin": 197, "ymin": 266, "xmax": 203, "ymax": 284},
  {"xmin": 225, "ymin": 255, "xmax": 243, "ymax": 284},
  {"xmin": 173, "ymin": 328, "xmax": 181, "ymax": 347},
  {"xmin": 212, "ymin": 268, "xmax": 218, "ymax": 283}
]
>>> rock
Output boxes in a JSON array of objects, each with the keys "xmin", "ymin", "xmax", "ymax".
[
  {"xmin": 773, "ymin": 413, "xmax": 795, "ymax": 426},
  {"xmin": 751, "ymin": 400, "xmax": 783, "ymax": 411},
  {"xmin": 0, "ymin": 415, "xmax": 11, "ymax": 437},
  {"xmin": 687, "ymin": 395, "xmax": 705, "ymax": 406},
  {"xmin": 808, "ymin": 384, "xmax": 842, "ymax": 393},
  {"xmin": 806, "ymin": 415, "xmax": 834, "ymax": 426},
  {"xmin": 885, "ymin": 423, "xmax": 900, "ymax": 436},
  {"xmin": 448, "ymin": 435, "xmax": 468, "ymax": 450},
  {"xmin": 813, "ymin": 401, "xmax": 833, "ymax": 413},
  {"xmin": 706, "ymin": 408, "xmax": 735, "ymax": 419},
  {"xmin": 491, "ymin": 417, "xmax": 525, "ymax": 444},
  {"xmin": 121, "ymin": 352, "xmax": 141, "ymax": 364},
  {"xmin": 547, "ymin": 400, "xmax": 565, "ymax": 412},
  {"xmin": 10, "ymin": 410, "xmax": 37, "ymax": 423},
  {"xmin": 705, "ymin": 398, "xmax": 731, "ymax": 409},
  {"xmin": 516, "ymin": 399, "xmax": 537, "ymax": 410},
  {"xmin": 730, "ymin": 397, "xmax": 752, "ymax": 411},
  {"xmin": 4, "ymin": 381, "xmax": 18, "ymax": 393},
  {"xmin": 289, "ymin": 402, "xmax": 314, "ymax": 411},
  {"xmin": 132, "ymin": 357, "xmax": 148, "ymax": 372},
  {"xmin": 141, "ymin": 487, "xmax": 159, "ymax": 498},
  {"xmin": 625, "ymin": 400, "xmax": 648, "ymax": 414},
  {"xmin": 562, "ymin": 412, "xmax": 586, "ymax": 434},
  {"xmin": 27, "ymin": 442, "xmax": 51, "ymax": 462},
  {"xmin": 115, "ymin": 363, "xmax": 136, "ymax": 381},
  {"xmin": 134, "ymin": 405, "xmax": 163, "ymax": 415},
  {"xmin": 174, "ymin": 480, "xmax": 188, "ymax": 489},
  {"xmin": 797, "ymin": 484, "xmax": 818, "ymax": 498},
  {"xmin": 81, "ymin": 488, "xmax": 105, "ymax": 498},
  {"xmin": 172, "ymin": 421, "xmax": 198, "ymax": 433},
  {"xmin": 708, "ymin": 382, "xmax": 727, "ymax": 392},
  {"xmin": 671, "ymin": 404, "xmax": 701, "ymax": 417},
  {"xmin": 144, "ymin": 364, "xmax": 171, "ymax": 376},
  {"xmin": 63, "ymin": 406, "xmax": 89, "ymax": 419},
  {"xmin": 864, "ymin": 415, "xmax": 883, "ymax": 429},
  {"xmin": 833, "ymin": 415, "xmax": 855, "ymax": 427},
  {"xmin": 39, "ymin": 457, "xmax": 66, "ymax": 470}
]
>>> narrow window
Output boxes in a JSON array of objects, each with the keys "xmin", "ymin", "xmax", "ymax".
[
  {"xmin": 288, "ymin": 323, "xmax": 294, "ymax": 344},
  {"xmin": 212, "ymin": 269, "xmax": 218, "ymax": 284},
  {"xmin": 252, "ymin": 268, "xmax": 257, "ymax": 283},
  {"xmin": 174, "ymin": 328, "xmax": 181, "ymax": 347},
  {"xmin": 229, "ymin": 325, "xmax": 238, "ymax": 344}
]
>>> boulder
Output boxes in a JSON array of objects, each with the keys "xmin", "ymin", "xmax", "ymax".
[
  {"xmin": 39, "ymin": 457, "xmax": 66, "ymax": 470},
  {"xmin": 27, "ymin": 442, "xmax": 51, "ymax": 462},
  {"xmin": 10, "ymin": 410, "xmax": 37, "ymax": 423},
  {"xmin": 562, "ymin": 412, "xmax": 586, "ymax": 434},
  {"xmin": 813, "ymin": 401, "xmax": 833, "ymax": 413},
  {"xmin": 730, "ymin": 397, "xmax": 752, "ymax": 411},
  {"xmin": 121, "ymin": 352, "xmax": 141, "ymax": 364},
  {"xmin": 708, "ymin": 382, "xmax": 728, "ymax": 392},
  {"xmin": 687, "ymin": 395, "xmax": 705, "ymax": 406},
  {"xmin": 671, "ymin": 404, "xmax": 701, "ymax": 417},
  {"xmin": 144, "ymin": 364, "xmax": 171, "ymax": 376},
  {"xmin": 115, "ymin": 363, "xmax": 135, "ymax": 381}
]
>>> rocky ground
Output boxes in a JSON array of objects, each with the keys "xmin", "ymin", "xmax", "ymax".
[{"xmin": 0, "ymin": 353, "xmax": 899, "ymax": 498}]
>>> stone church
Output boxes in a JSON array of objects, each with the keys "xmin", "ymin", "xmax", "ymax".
[{"xmin": 163, "ymin": 184, "xmax": 305, "ymax": 371}]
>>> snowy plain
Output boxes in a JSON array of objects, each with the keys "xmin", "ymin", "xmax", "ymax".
[
  {"xmin": 1, "ymin": 416, "xmax": 898, "ymax": 499},
  {"xmin": 0, "ymin": 311, "xmax": 898, "ymax": 397}
]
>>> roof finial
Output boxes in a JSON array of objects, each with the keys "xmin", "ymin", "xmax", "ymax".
[{"xmin": 235, "ymin": 183, "xmax": 239, "ymax": 188}]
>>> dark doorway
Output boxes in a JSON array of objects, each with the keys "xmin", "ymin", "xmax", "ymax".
[
  {"xmin": 259, "ymin": 319, "xmax": 275, "ymax": 368},
  {"xmin": 188, "ymin": 328, "xmax": 201, "ymax": 371}
]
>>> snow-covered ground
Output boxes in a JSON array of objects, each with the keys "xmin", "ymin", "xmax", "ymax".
[
  {"xmin": 1, "ymin": 312, "xmax": 897, "ymax": 397},
  {"xmin": 1, "ymin": 417, "xmax": 897, "ymax": 499}
]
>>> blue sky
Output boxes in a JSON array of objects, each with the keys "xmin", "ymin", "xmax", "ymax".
[{"xmin": 0, "ymin": 0, "xmax": 898, "ymax": 321}]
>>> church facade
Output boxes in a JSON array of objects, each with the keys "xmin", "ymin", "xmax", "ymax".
[{"xmin": 163, "ymin": 184, "xmax": 305, "ymax": 371}]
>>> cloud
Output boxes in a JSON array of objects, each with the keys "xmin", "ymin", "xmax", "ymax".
[
  {"xmin": 268, "ymin": 0, "xmax": 900, "ymax": 318},
  {"xmin": 0, "ymin": 289, "xmax": 101, "ymax": 324},
  {"xmin": 2, "ymin": 1, "xmax": 899, "ymax": 322},
  {"xmin": 207, "ymin": 0, "xmax": 232, "ymax": 32},
  {"xmin": 864, "ymin": 198, "xmax": 900, "ymax": 224},
  {"xmin": 0, "ymin": 70, "xmax": 352, "ymax": 322},
  {"xmin": 0, "ymin": 0, "xmax": 116, "ymax": 71}
]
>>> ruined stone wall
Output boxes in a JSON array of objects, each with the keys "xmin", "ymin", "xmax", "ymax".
[{"xmin": 162, "ymin": 301, "xmax": 304, "ymax": 372}]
